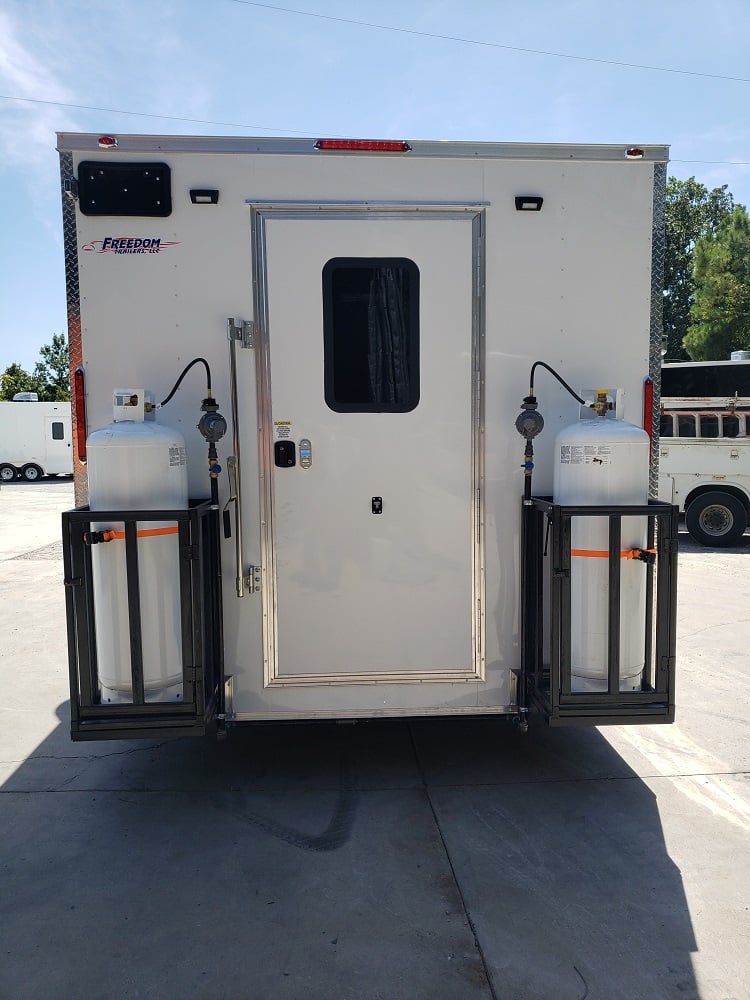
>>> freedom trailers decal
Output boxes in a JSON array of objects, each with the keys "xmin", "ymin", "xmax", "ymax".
[{"xmin": 82, "ymin": 237, "xmax": 180, "ymax": 255}]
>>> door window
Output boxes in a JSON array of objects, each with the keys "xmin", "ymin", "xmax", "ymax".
[
  {"xmin": 322, "ymin": 258, "xmax": 419, "ymax": 412},
  {"xmin": 51, "ymin": 421, "xmax": 65, "ymax": 440}
]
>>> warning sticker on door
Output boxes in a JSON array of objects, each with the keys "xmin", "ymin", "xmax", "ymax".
[
  {"xmin": 560, "ymin": 444, "xmax": 612, "ymax": 466},
  {"xmin": 274, "ymin": 421, "xmax": 292, "ymax": 440}
]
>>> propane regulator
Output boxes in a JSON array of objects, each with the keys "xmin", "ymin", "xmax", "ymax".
[{"xmin": 157, "ymin": 357, "xmax": 228, "ymax": 507}]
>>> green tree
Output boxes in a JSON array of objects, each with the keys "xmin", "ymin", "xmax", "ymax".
[
  {"xmin": 663, "ymin": 177, "xmax": 734, "ymax": 360},
  {"xmin": 0, "ymin": 362, "xmax": 41, "ymax": 401},
  {"xmin": 684, "ymin": 206, "xmax": 750, "ymax": 360},
  {"xmin": 1, "ymin": 334, "xmax": 70, "ymax": 402},
  {"xmin": 33, "ymin": 333, "xmax": 70, "ymax": 401}
]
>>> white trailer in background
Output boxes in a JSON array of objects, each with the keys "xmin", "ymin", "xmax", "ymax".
[
  {"xmin": 58, "ymin": 134, "xmax": 677, "ymax": 740},
  {"xmin": 0, "ymin": 400, "xmax": 72, "ymax": 481}
]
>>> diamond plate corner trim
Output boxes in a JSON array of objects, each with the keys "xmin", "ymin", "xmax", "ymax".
[
  {"xmin": 60, "ymin": 152, "xmax": 88, "ymax": 506},
  {"xmin": 649, "ymin": 161, "xmax": 667, "ymax": 498}
]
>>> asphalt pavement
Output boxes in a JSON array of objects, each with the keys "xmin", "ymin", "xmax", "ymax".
[{"xmin": 1, "ymin": 479, "xmax": 748, "ymax": 1000}]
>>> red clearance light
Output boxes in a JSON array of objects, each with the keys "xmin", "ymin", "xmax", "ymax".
[
  {"xmin": 625, "ymin": 147, "xmax": 644, "ymax": 159},
  {"xmin": 98, "ymin": 135, "xmax": 118, "ymax": 149},
  {"xmin": 73, "ymin": 366, "xmax": 88, "ymax": 463},
  {"xmin": 315, "ymin": 139, "xmax": 411, "ymax": 153}
]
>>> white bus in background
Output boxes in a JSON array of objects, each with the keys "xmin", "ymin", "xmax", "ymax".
[{"xmin": 659, "ymin": 359, "xmax": 750, "ymax": 545}]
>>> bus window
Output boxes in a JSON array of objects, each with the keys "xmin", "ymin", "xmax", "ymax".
[
  {"xmin": 660, "ymin": 414, "xmax": 674, "ymax": 437},
  {"xmin": 700, "ymin": 415, "xmax": 719, "ymax": 438},
  {"xmin": 723, "ymin": 415, "xmax": 740, "ymax": 438},
  {"xmin": 678, "ymin": 415, "xmax": 696, "ymax": 437}
]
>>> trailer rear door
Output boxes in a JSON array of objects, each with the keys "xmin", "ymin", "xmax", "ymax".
[
  {"xmin": 44, "ymin": 415, "xmax": 72, "ymax": 475},
  {"xmin": 252, "ymin": 208, "xmax": 484, "ymax": 687}
]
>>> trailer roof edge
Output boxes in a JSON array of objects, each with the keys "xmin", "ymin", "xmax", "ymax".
[{"xmin": 56, "ymin": 134, "xmax": 670, "ymax": 162}]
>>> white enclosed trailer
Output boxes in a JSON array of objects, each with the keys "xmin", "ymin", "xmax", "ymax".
[
  {"xmin": 0, "ymin": 400, "xmax": 72, "ymax": 481},
  {"xmin": 58, "ymin": 134, "xmax": 677, "ymax": 740}
]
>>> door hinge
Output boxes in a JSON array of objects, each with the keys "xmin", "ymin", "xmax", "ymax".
[
  {"xmin": 64, "ymin": 177, "xmax": 79, "ymax": 201},
  {"xmin": 182, "ymin": 543, "xmax": 199, "ymax": 560},
  {"xmin": 243, "ymin": 565, "xmax": 262, "ymax": 594},
  {"xmin": 227, "ymin": 317, "xmax": 254, "ymax": 349}
]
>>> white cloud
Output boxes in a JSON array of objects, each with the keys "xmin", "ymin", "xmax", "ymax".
[{"xmin": 0, "ymin": 9, "xmax": 77, "ymax": 165}]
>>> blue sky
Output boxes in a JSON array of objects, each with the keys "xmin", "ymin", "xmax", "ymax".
[{"xmin": 2, "ymin": 0, "xmax": 749, "ymax": 372}]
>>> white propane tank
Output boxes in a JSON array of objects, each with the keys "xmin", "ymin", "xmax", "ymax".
[
  {"xmin": 87, "ymin": 390, "xmax": 188, "ymax": 703},
  {"xmin": 553, "ymin": 406, "xmax": 650, "ymax": 693}
]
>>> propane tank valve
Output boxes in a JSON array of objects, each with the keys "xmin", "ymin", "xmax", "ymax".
[{"xmin": 591, "ymin": 390, "xmax": 613, "ymax": 417}]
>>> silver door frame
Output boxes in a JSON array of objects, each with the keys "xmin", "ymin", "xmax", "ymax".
[{"xmin": 248, "ymin": 202, "xmax": 486, "ymax": 687}]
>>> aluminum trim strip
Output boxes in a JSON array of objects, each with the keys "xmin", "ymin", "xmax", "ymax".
[
  {"xmin": 252, "ymin": 205, "xmax": 485, "ymax": 686},
  {"xmin": 230, "ymin": 705, "xmax": 514, "ymax": 721},
  {"xmin": 471, "ymin": 211, "xmax": 486, "ymax": 682},
  {"xmin": 246, "ymin": 207, "xmax": 486, "ymax": 225},
  {"xmin": 245, "ymin": 200, "xmax": 490, "ymax": 208},
  {"xmin": 266, "ymin": 669, "xmax": 481, "ymax": 687},
  {"xmin": 56, "ymin": 133, "xmax": 670, "ymax": 162},
  {"xmin": 249, "ymin": 207, "xmax": 278, "ymax": 687}
]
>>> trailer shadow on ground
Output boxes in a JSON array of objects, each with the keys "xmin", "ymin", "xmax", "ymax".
[{"xmin": 1, "ymin": 706, "xmax": 699, "ymax": 1000}]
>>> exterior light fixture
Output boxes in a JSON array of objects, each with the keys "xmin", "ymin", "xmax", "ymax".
[
  {"xmin": 515, "ymin": 196, "xmax": 544, "ymax": 211},
  {"xmin": 190, "ymin": 189, "xmax": 220, "ymax": 204}
]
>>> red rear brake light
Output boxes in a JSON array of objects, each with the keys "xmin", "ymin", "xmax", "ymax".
[
  {"xmin": 73, "ymin": 366, "xmax": 87, "ymax": 463},
  {"xmin": 315, "ymin": 139, "xmax": 411, "ymax": 153}
]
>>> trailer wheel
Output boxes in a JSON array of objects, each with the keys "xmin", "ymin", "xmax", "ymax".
[
  {"xmin": 21, "ymin": 463, "xmax": 43, "ymax": 482},
  {"xmin": 685, "ymin": 491, "xmax": 747, "ymax": 546},
  {"xmin": 0, "ymin": 463, "xmax": 18, "ymax": 482}
]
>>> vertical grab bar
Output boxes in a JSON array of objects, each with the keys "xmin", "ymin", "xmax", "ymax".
[{"xmin": 227, "ymin": 318, "xmax": 246, "ymax": 597}]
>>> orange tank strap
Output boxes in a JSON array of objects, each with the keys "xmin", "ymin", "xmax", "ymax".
[
  {"xmin": 570, "ymin": 548, "xmax": 656, "ymax": 560},
  {"xmin": 100, "ymin": 526, "xmax": 180, "ymax": 542}
]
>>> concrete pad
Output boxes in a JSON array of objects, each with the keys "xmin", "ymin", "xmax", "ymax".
[
  {"xmin": 429, "ymin": 767, "xmax": 750, "ymax": 1000},
  {"xmin": 1, "ymin": 781, "xmax": 491, "ymax": 1000},
  {"xmin": 0, "ymin": 760, "xmax": 491, "ymax": 1000},
  {"xmin": 0, "ymin": 478, "xmax": 73, "ymax": 559},
  {"xmin": 1, "ymin": 483, "xmax": 750, "ymax": 1000}
]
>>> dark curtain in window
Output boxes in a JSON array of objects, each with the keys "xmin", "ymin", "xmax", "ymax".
[{"xmin": 367, "ymin": 268, "xmax": 411, "ymax": 406}]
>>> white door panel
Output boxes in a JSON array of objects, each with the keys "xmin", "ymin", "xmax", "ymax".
[{"xmin": 257, "ymin": 213, "xmax": 481, "ymax": 684}]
